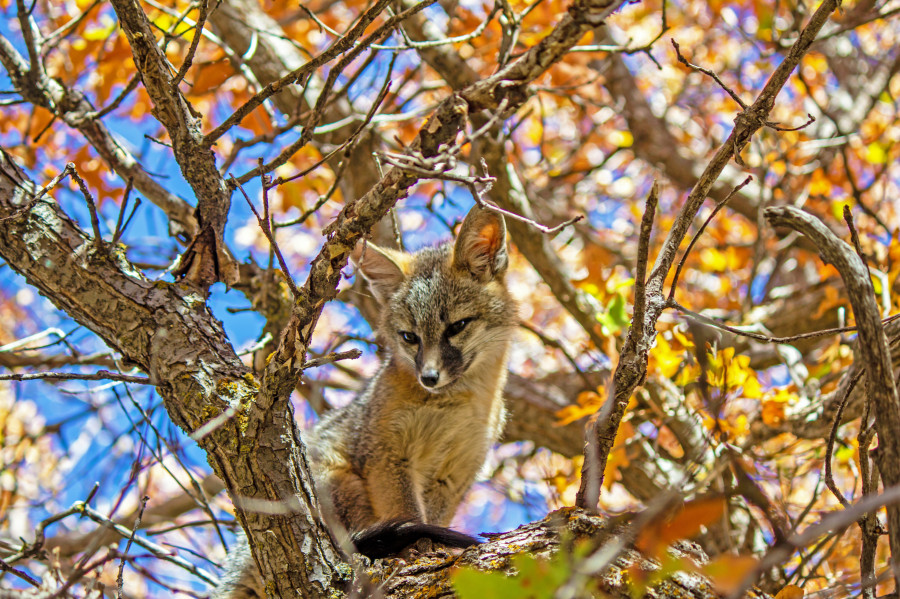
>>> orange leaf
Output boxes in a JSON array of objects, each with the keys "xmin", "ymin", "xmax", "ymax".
[
  {"xmin": 702, "ymin": 555, "xmax": 758, "ymax": 595},
  {"xmin": 774, "ymin": 584, "xmax": 804, "ymax": 599},
  {"xmin": 761, "ymin": 398, "xmax": 786, "ymax": 426},
  {"xmin": 191, "ymin": 59, "xmax": 235, "ymax": 96},
  {"xmin": 775, "ymin": 584, "xmax": 805, "ymax": 599},
  {"xmin": 636, "ymin": 497, "xmax": 727, "ymax": 556}
]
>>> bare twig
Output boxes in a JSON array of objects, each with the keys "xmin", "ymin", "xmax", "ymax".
[
  {"xmin": 671, "ymin": 38, "xmax": 747, "ymax": 110},
  {"xmin": 668, "ymin": 301, "xmax": 900, "ymax": 344},
  {"xmin": 67, "ymin": 163, "xmax": 104, "ymax": 250},
  {"xmin": 116, "ymin": 495, "xmax": 148, "ymax": 599},
  {"xmin": 842, "ymin": 204, "xmax": 868, "ymax": 268},
  {"xmin": 0, "ymin": 370, "xmax": 152, "ymax": 384},
  {"xmin": 231, "ymin": 175, "xmax": 301, "ymax": 298},
  {"xmin": 0, "ymin": 556, "xmax": 40, "ymax": 587},
  {"xmin": 668, "ymin": 175, "xmax": 753, "ymax": 302},
  {"xmin": 824, "ymin": 369, "xmax": 862, "ymax": 508},
  {"xmin": 301, "ymin": 348, "xmax": 362, "ymax": 370},
  {"xmin": 171, "ymin": 0, "xmax": 210, "ymax": 88},
  {"xmin": 111, "ymin": 178, "xmax": 136, "ymax": 245}
]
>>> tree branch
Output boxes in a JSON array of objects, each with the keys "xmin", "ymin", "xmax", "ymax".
[
  {"xmin": 764, "ymin": 205, "xmax": 900, "ymax": 588},
  {"xmin": 576, "ymin": 0, "xmax": 843, "ymax": 508},
  {"xmin": 110, "ymin": 0, "xmax": 235, "ymax": 287},
  {"xmin": 0, "ymin": 148, "xmax": 345, "ymax": 598}
]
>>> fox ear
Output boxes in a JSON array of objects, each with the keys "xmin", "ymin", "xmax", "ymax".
[
  {"xmin": 453, "ymin": 205, "xmax": 508, "ymax": 281},
  {"xmin": 351, "ymin": 240, "xmax": 407, "ymax": 302}
]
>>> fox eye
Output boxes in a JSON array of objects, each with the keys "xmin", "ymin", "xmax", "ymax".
[
  {"xmin": 399, "ymin": 331, "xmax": 419, "ymax": 344},
  {"xmin": 446, "ymin": 318, "xmax": 474, "ymax": 337}
]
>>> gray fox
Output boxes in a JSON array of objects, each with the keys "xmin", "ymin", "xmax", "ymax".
[{"xmin": 212, "ymin": 204, "xmax": 517, "ymax": 597}]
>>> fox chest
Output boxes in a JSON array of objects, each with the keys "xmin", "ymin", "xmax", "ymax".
[{"xmin": 390, "ymin": 402, "xmax": 496, "ymax": 482}]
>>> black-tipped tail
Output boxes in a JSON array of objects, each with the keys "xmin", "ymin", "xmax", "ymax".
[{"xmin": 352, "ymin": 520, "xmax": 479, "ymax": 559}]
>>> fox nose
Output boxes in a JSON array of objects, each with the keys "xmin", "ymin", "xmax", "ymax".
[{"xmin": 420, "ymin": 368, "xmax": 440, "ymax": 388}]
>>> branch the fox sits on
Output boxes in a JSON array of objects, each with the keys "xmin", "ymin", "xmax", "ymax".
[{"xmin": 214, "ymin": 205, "xmax": 518, "ymax": 597}]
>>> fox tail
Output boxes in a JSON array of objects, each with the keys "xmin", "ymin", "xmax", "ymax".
[{"xmin": 352, "ymin": 520, "xmax": 479, "ymax": 559}]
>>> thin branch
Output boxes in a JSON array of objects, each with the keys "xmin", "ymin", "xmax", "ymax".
[
  {"xmin": 91, "ymin": 75, "xmax": 142, "ymax": 120},
  {"xmin": 0, "ymin": 163, "xmax": 72, "ymax": 223},
  {"xmin": 668, "ymin": 175, "xmax": 753, "ymax": 301},
  {"xmin": 842, "ymin": 204, "xmax": 868, "ymax": 268},
  {"xmin": 671, "ymin": 38, "xmax": 748, "ymax": 110},
  {"xmin": 67, "ymin": 163, "xmax": 104, "ymax": 250},
  {"xmin": 230, "ymin": 175, "xmax": 301, "ymax": 298},
  {"xmin": 171, "ymin": 0, "xmax": 210, "ymax": 88},
  {"xmin": 41, "ymin": 0, "xmax": 103, "ymax": 53},
  {"xmin": 116, "ymin": 495, "xmax": 148, "ymax": 599},
  {"xmin": 668, "ymin": 300, "xmax": 900, "ymax": 344},
  {"xmin": 632, "ymin": 181, "xmax": 659, "ymax": 343},
  {"xmin": 301, "ymin": 348, "xmax": 362, "ymax": 370},
  {"xmin": 0, "ymin": 557, "xmax": 40, "ymax": 587},
  {"xmin": 111, "ymin": 178, "xmax": 136, "ymax": 245},
  {"xmin": 0, "ymin": 370, "xmax": 152, "ymax": 384}
]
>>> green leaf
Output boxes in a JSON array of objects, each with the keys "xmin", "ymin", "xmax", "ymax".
[
  {"xmin": 452, "ymin": 553, "xmax": 576, "ymax": 599},
  {"xmin": 453, "ymin": 568, "xmax": 527, "ymax": 599}
]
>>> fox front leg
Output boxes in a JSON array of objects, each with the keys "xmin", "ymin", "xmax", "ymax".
[
  {"xmin": 365, "ymin": 454, "xmax": 428, "ymax": 523},
  {"xmin": 322, "ymin": 467, "xmax": 378, "ymax": 533}
]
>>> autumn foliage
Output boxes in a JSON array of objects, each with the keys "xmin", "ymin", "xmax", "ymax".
[{"xmin": 0, "ymin": 0, "xmax": 899, "ymax": 597}]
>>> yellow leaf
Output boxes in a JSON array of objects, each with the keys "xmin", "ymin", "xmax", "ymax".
[
  {"xmin": 651, "ymin": 335, "xmax": 684, "ymax": 379},
  {"xmin": 609, "ymin": 130, "xmax": 634, "ymax": 148},
  {"xmin": 741, "ymin": 375, "xmax": 762, "ymax": 398},
  {"xmin": 556, "ymin": 390, "xmax": 605, "ymax": 426},
  {"xmin": 809, "ymin": 169, "xmax": 831, "ymax": 196},
  {"xmin": 866, "ymin": 141, "xmax": 889, "ymax": 164},
  {"xmin": 700, "ymin": 247, "xmax": 729, "ymax": 271}
]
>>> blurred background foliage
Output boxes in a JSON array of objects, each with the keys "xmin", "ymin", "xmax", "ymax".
[{"xmin": 0, "ymin": 0, "xmax": 899, "ymax": 596}]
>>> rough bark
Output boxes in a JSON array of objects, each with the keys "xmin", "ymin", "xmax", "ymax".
[
  {"xmin": 0, "ymin": 150, "xmax": 346, "ymax": 599},
  {"xmin": 356, "ymin": 508, "xmax": 771, "ymax": 599}
]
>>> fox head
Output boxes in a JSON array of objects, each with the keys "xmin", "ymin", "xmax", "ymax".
[{"xmin": 351, "ymin": 205, "xmax": 517, "ymax": 392}]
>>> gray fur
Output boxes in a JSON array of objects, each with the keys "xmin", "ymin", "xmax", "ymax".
[{"xmin": 211, "ymin": 206, "xmax": 516, "ymax": 597}]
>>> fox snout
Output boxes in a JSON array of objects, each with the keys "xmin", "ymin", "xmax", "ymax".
[
  {"xmin": 416, "ymin": 352, "xmax": 450, "ymax": 391},
  {"xmin": 415, "ymin": 341, "xmax": 465, "ymax": 392},
  {"xmin": 419, "ymin": 367, "xmax": 440, "ymax": 388}
]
